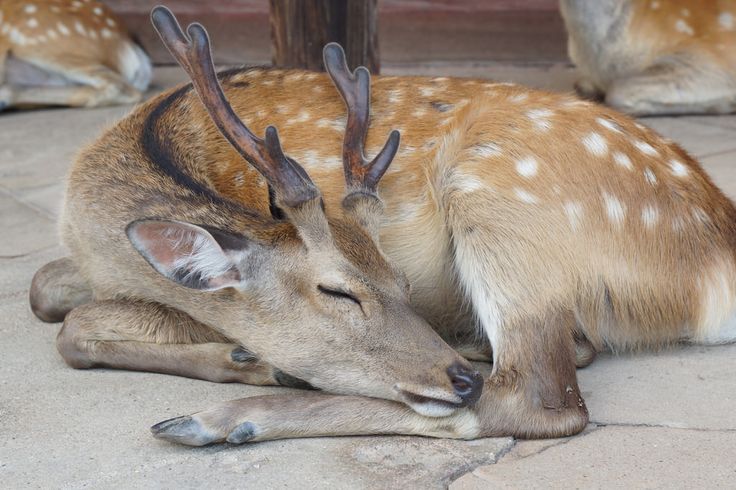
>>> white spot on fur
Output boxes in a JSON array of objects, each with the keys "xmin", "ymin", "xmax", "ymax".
[
  {"xmin": 596, "ymin": 117, "xmax": 622, "ymax": 133},
  {"xmin": 675, "ymin": 19, "xmax": 694, "ymax": 35},
  {"xmin": 388, "ymin": 89, "xmax": 403, "ymax": 103},
  {"xmin": 641, "ymin": 204, "xmax": 659, "ymax": 228},
  {"xmin": 24, "ymin": 5, "xmax": 37, "ymax": 14},
  {"xmin": 634, "ymin": 140, "xmax": 659, "ymax": 156},
  {"xmin": 509, "ymin": 93, "xmax": 528, "ymax": 103},
  {"xmin": 515, "ymin": 156, "xmax": 538, "ymax": 177},
  {"xmin": 473, "ymin": 142, "xmax": 501, "ymax": 158},
  {"xmin": 453, "ymin": 172, "xmax": 485, "ymax": 194},
  {"xmin": 234, "ymin": 171, "xmax": 245, "ymax": 187},
  {"xmin": 563, "ymin": 201, "xmax": 584, "ymax": 231},
  {"xmin": 27, "ymin": 18, "xmax": 38, "ymax": 28},
  {"xmin": 613, "ymin": 151, "xmax": 633, "ymax": 170},
  {"xmin": 419, "ymin": 86, "xmax": 437, "ymax": 97},
  {"xmin": 101, "ymin": 28, "xmax": 113, "ymax": 39},
  {"xmin": 650, "ymin": 1, "xmax": 660, "ymax": 9},
  {"xmin": 514, "ymin": 188, "xmax": 538, "ymax": 204},
  {"xmin": 46, "ymin": 29, "xmax": 57, "ymax": 39},
  {"xmin": 644, "ymin": 167, "xmax": 657, "ymax": 185},
  {"xmin": 106, "ymin": 18, "xmax": 116, "ymax": 28},
  {"xmin": 527, "ymin": 109, "xmax": 553, "ymax": 131},
  {"xmin": 413, "ymin": 107, "xmax": 427, "ymax": 117},
  {"xmin": 75, "ymin": 21, "xmax": 86, "ymax": 36},
  {"xmin": 94, "ymin": 6, "xmax": 104, "ymax": 15},
  {"xmin": 602, "ymin": 192, "xmax": 626, "ymax": 225},
  {"xmin": 669, "ymin": 159, "xmax": 689, "ymax": 177},
  {"xmin": 583, "ymin": 132, "xmax": 608, "ymax": 157},
  {"xmin": 719, "ymin": 12, "xmax": 734, "ymax": 30}
]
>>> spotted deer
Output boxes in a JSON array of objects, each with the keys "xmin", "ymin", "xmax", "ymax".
[
  {"xmin": 560, "ymin": 0, "xmax": 736, "ymax": 115},
  {"xmin": 0, "ymin": 0, "xmax": 151, "ymax": 110},
  {"xmin": 31, "ymin": 6, "xmax": 736, "ymax": 445}
]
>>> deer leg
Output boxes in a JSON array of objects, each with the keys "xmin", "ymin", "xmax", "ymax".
[
  {"xmin": 30, "ymin": 257, "xmax": 94, "ymax": 323},
  {"xmin": 605, "ymin": 54, "xmax": 736, "ymax": 116},
  {"xmin": 56, "ymin": 300, "xmax": 304, "ymax": 387},
  {"xmin": 1, "ymin": 60, "xmax": 142, "ymax": 109},
  {"xmin": 151, "ymin": 309, "xmax": 587, "ymax": 446}
]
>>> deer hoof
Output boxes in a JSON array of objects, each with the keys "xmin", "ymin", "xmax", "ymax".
[
  {"xmin": 150, "ymin": 415, "xmax": 219, "ymax": 446},
  {"xmin": 226, "ymin": 421, "xmax": 258, "ymax": 444}
]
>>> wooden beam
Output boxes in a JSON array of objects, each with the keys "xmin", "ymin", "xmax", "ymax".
[{"xmin": 269, "ymin": 0, "xmax": 379, "ymax": 73}]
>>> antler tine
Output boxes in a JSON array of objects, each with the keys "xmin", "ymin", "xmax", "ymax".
[
  {"xmin": 323, "ymin": 43, "xmax": 400, "ymax": 196},
  {"xmin": 150, "ymin": 6, "xmax": 319, "ymax": 208}
]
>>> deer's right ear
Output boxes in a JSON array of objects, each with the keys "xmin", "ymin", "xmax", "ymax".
[{"xmin": 126, "ymin": 219, "xmax": 252, "ymax": 291}]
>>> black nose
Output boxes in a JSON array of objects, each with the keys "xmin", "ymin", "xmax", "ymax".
[{"xmin": 447, "ymin": 362, "xmax": 484, "ymax": 406}]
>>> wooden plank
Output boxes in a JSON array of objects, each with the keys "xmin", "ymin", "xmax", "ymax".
[
  {"xmin": 269, "ymin": 0, "xmax": 378, "ymax": 72},
  {"xmin": 103, "ymin": 0, "xmax": 566, "ymax": 66}
]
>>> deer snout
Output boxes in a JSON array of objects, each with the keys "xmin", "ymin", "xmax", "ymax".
[{"xmin": 447, "ymin": 362, "xmax": 483, "ymax": 407}]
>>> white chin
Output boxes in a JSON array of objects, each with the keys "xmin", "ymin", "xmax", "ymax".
[{"xmin": 409, "ymin": 402, "xmax": 458, "ymax": 418}]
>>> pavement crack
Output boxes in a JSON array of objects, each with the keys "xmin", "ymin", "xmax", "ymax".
[{"xmin": 590, "ymin": 421, "xmax": 736, "ymax": 433}]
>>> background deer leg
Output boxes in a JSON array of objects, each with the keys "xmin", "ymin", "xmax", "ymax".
[
  {"xmin": 56, "ymin": 299, "xmax": 303, "ymax": 387},
  {"xmin": 2, "ymin": 58, "xmax": 142, "ymax": 109},
  {"xmin": 605, "ymin": 54, "xmax": 736, "ymax": 116}
]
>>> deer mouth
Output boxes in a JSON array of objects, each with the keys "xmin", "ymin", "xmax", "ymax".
[{"xmin": 395, "ymin": 386, "xmax": 464, "ymax": 417}]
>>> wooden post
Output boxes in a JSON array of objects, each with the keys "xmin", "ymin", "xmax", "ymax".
[{"xmin": 270, "ymin": 0, "xmax": 379, "ymax": 73}]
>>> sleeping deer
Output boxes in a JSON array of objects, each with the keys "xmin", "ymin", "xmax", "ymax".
[
  {"xmin": 560, "ymin": 0, "xmax": 736, "ymax": 115},
  {"xmin": 0, "ymin": 0, "xmax": 151, "ymax": 110},
  {"xmin": 31, "ymin": 7, "xmax": 736, "ymax": 445}
]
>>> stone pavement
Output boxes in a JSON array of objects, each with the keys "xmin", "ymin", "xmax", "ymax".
[{"xmin": 1, "ymin": 64, "xmax": 735, "ymax": 489}]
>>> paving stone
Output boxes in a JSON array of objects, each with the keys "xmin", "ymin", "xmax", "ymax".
[
  {"xmin": 0, "ymin": 193, "xmax": 56, "ymax": 257},
  {"xmin": 450, "ymin": 426, "xmax": 736, "ymax": 489},
  {"xmin": 638, "ymin": 117, "xmax": 736, "ymax": 159}
]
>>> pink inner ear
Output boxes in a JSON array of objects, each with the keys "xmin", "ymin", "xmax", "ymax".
[{"xmin": 132, "ymin": 222, "xmax": 197, "ymax": 270}]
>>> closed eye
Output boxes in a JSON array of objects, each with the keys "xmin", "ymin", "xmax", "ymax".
[{"xmin": 317, "ymin": 285, "xmax": 361, "ymax": 306}]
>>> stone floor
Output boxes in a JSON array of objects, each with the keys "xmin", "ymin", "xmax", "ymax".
[{"xmin": 1, "ymin": 64, "xmax": 735, "ymax": 489}]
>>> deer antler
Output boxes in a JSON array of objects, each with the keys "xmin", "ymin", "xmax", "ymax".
[
  {"xmin": 323, "ymin": 43, "xmax": 400, "ymax": 198},
  {"xmin": 150, "ymin": 6, "xmax": 319, "ymax": 209}
]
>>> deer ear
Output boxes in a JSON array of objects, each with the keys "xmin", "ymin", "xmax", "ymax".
[{"xmin": 126, "ymin": 219, "xmax": 250, "ymax": 291}]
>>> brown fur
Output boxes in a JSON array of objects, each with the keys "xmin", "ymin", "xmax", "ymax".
[
  {"xmin": 31, "ymin": 61, "xmax": 736, "ymax": 442},
  {"xmin": 0, "ymin": 0, "xmax": 150, "ymax": 109},
  {"xmin": 561, "ymin": 0, "xmax": 736, "ymax": 115}
]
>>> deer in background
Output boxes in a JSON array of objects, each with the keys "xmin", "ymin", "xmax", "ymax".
[
  {"xmin": 560, "ymin": 0, "xmax": 736, "ymax": 115},
  {"xmin": 30, "ymin": 6, "xmax": 736, "ymax": 445},
  {"xmin": 0, "ymin": 0, "xmax": 151, "ymax": 110}
]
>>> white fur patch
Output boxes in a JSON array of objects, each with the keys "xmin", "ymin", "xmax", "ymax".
[
  {"xmin": 596, "ymin": 117, "xmax": 622, "ymax": 133},
  {"xmin": 515, "ymin": 156, "xmax": 538, "ymax": 177},
  {"xmin": 613, "ymin": 151, "xmax": 633, "ymax": 170},
  {"xmin": 563, "ymin": 201, "xmax": 584, "ymax": 231},
  {"xmin": 634, "ymin": 140, "xmax": 659, "ymax": 156},
  {"xmin": 644, "ymin": 167, "xmax": 658, "ymax": 185},
  {"xmin": 641, "ymin": 204, "xmax": 659, "ymax": 228},
  {"xmin": 527, "ymin": 109, "xmax": 553, "ymax": 131},
  {"xmin": 695, "ymin": 259, "xmax": 736, "ymax": 344},
  {"xmin": 514, "ymin": 188, "xmax": 538, "ymax": 204},
  {"xmin": 719, "ymin": 12, "xmax": 734, "ymax": 30},
  {"xmin": 582, "ymin": 132, "xmax": 608, "ymax": 157},
  {"xmin": 675, "ymin": 19, "xmax": 694, "ymax": 35},
  {"xmin": 669, "ymin": 159, "xmax": 689, "ymax": 177},
  {"xmin": 602, "ymin": 192, "xmax": 626, "ymax": 225}
]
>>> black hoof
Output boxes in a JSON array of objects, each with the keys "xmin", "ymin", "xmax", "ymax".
[
  {"xmin": 274, "ymin": 370, "xmax": 315, "ymax": 390},
  {"xmin": 231, "ymin": 346, "xmax": 258, "ymax": 363},
  {"xmin": 151, "ymin": 415, "xmax": 217, "ymax": 446}
]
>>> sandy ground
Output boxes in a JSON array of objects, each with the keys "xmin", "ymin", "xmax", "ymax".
[{"xmin": 1, "ymin": 64, "xmax": 735, "ymax": 488}]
